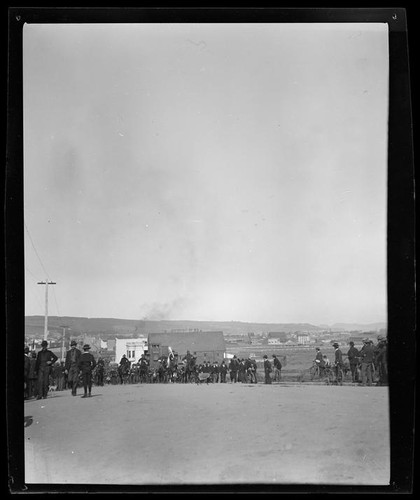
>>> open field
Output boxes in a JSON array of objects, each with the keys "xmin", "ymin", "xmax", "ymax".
[{"xmin": 24, "ymin": 382, "xmax": 390, "ymax": 486}]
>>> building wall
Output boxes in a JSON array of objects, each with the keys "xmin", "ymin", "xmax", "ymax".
[
  {"xmin": 297, "ymin": 335, "xmax": 310, "ymax": 345},
  {"xmin": 115, "ymin": 337, "xmax": 148, "ymax": 363}
]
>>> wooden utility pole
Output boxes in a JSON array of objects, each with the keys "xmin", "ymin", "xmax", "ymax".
[
  {"xmin": 60, "ymin": 325, "xmax": 70, "ymax": 360},
  {"xmin": 37, "ymin": 279, "xmax": 56, "ymax": 341}
]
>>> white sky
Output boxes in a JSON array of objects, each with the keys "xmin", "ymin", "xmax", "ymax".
[{"xmin": 23, "ymin": 23, "xmax": 389, "ymax": 325}]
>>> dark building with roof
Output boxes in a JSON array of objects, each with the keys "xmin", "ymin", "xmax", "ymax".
[
  {"xmin": 147, "ymin": 331, "xmax": 225, "ymax": 369},
  {"xmin": 268, "ymin": 332, "xmax": 289, "ymax": 342}
]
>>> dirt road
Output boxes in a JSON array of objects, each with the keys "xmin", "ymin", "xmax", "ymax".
[{"xmin": 24, "ymin": 382, "xmax": 390, "ymax": 486}]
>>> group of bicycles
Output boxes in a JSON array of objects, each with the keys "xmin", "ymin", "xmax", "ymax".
[{"xmin": 307, "ymin": 360, "xmax": 348, "ymax": 385}]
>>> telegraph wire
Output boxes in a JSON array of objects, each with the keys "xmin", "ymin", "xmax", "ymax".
[
  {"xmin": 24, "ymin": 221, "xmax": 62, "ymax": 321},
  {"xmin": 24, "ymin": 221, "xmax": 50, "ymax": 279}
]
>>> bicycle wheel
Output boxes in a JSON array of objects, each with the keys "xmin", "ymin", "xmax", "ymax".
[
  {"xmin": 309, "ymin": 365, "xmax": 318, "ymax": 381},
  {"xmin": 324, "ymin": 368, "xmax": 334, "ymax": 385}
]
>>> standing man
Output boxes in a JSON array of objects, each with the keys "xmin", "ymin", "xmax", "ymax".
[
  {"xmin": 250, "ymin": 357, "xmax": 258, "ymax": 384},
  {"xmin": 359, "ymin": 339, "xmax": 375, "ymax": 386},
  {"xmin": 332, "ymin": 343, "xmax": 343, "ymax": 384},
  {"xmin": 28, "ymin": 351, "xmax": 38, "ymax": 399},
  {"xmin": 96, "ymin": 357, "xmax": 105, "ymax": 386},
  {"xmin": 263, "ymin": 355, "xmax": 272, "ymax": 384},
  {"xmin": 24, "ymin": 347, "xmax": 31, "ymax": 399},
  {"xmin": 374, "ymin": 335, "xmax": 388, "ymax": 386},
  {"xmin": 65, "ymin": 340, "xmax": 82, "ymax": 396},
  {"xmin": 229, "ymin": 356, "xmax": 238, "ymax": 383},
  {"xmin": 119, "ymin": 354, "xmax": 130, "ymax": 384},
  {"xmin": 78, "ymin": 344, "xmax": 96, "ymax": 398},
  {"xmin": 211, "ymin": 360, "xmax": 219, "ymax": 383},
  {"xmin": 35, "ymin": 340, "xmax": 58, "ymax": 399},
  {"xmin": 219, "ymin": 360, "xmax": 228, "ymax": 383},
  {"xmin": 272, "ymin": 354, "xmax": 282, "ymax": 382},
  {"xmin": 347, "ymin": 341, "xmax": 360, "ymax": 383},
  {"xmin": 314, "ymin": 347, "xmax": 325, "ymax": 377}
]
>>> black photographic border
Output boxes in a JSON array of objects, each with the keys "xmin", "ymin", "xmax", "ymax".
[{"xmin": 5, "ymin": 7, "xmax": 416, "ymax": 494}]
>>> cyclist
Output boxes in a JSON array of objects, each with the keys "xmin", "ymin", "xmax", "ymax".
[{"xmin": 314, "ymin": 347, "xmax": 325, "ymax": 377}]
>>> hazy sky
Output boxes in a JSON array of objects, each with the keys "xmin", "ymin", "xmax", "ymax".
[{"xmin": 23, "ymin": 23, "xmax": 389, "ymax": 325}]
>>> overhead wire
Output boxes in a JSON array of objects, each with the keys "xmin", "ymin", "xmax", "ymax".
[
  {"xmin": 24, "ymin": 222, "xmax": 50, "ymax": 280},
  {"xmin": 24, "ymin": 221, "xmax": 62, "ymax": 318}
]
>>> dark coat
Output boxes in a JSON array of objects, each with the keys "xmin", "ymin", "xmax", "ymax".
[
  {"xmin": 315, "ymin": 351, "xmax": 324, "ymax": 366},
  {"xmin": 334, "ymin": 348, "xmax": 343, "ymax": 366},
  {"xmin": 273, "ymin": 357, "xmax": 282, "ymax": 369},
  {"xmin": 347, "ymin": 346, "xmax": 360, "ymax": 364},
  {"xmin": 65, "ymin": 348, "xmax": 82, "ymax": 371},
  {"xmin": 35, "ymin": 349, "xmax": 58, "ymax": 373},
  {"xmin": 360, "ymin": 344, "xmax": 375, "ymax": 364},
  {"xmin": 77, "ymin": 352, "xmax": 96, "ymax": 373},
  {"xmin": 219, "ymin": 363, "xmax": 228, "ymax": 374},
  {"xmin": 28, "ymin": 357, "xmax": 37, "ymax": 379},
  {"xmin": 229, "ymin": 359, "xmax": 239, "ymax": 371},
  {"xmin": 264, "ymin": 359, "xmax": 272, "ymax": 373},
  {"xmin": 24, "ymin": 355, "xmax": 31, "ymax": 379}
]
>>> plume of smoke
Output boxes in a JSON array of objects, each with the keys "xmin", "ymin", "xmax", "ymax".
[{"xmin": 141, "ymin": 296, "xmax": 189, "ymax": 321}]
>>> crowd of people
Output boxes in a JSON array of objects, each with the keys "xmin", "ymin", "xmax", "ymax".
[
  {"xmin": 312, "ymin": 335, "xmax": 388, "ymax": 386},
  {"xmin": 24, "ymin": 335, "xmax": 387, "ymax": 400},
  {"xmin": 24, "ymin": 340, "xmax": 98, "ymax": 400},
  {"xmin": 106, "ymin": 351, "xmax": 271, "ymax": 385}
]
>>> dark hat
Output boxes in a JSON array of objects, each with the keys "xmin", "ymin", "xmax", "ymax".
[
  {"xmin": 316, "ymin": 347, "xmax": 320, "ymax": 351},
  {"xmin": 349, "ymin": 341, "xmax": 354, "ymax": 346},
  {"xmin": 24, "ymin": 346, "xmax": 30, "ymax": 353},
  {"xmin": 272, "ymin": 354, "xmax": 276, "ymax": 357},
  {"xmin": 263, "ymin": 355, "xmax": 268, "ymax": 359},
  {"xmin": 332, "ymin": 343, "xmax": 339, "ymax": 348},
  {"xmin": 83, "ymin": 344, "xmax": 91, "ymax": 350},
  {"xmin": 70, "ymin": 340, "xmax": 77, "ymax": 346},
  {"xmin": 41, "ymin": 340, "xmax": 48, "ymax": 347}
]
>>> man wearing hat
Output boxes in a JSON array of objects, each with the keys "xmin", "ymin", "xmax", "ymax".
[
  {"xmin": 65, "ymin": 340, "xmax": 82, "ymax": 396},
  {"xmin": 24, "ymin": 346, "xmax": 31, "ymax": 399},
  {"xmin": 77, "ymin": 344, "xmax": 96, "ymax": 397},
  {"xmin": 347, "ymin": 341, "xmax": 360, "ymax": 383},
  {"xmin": 263, "ymin": 355, "xmax": 272, "ymax": 384},
  {"xmin": 359, "ymin": 339, "xmax": 375, "ymax": 386},
  {"xmin": 28, "ymin": 351, "xmax": 38, "ymax": 399},
  {"xmin": 35, "ymin": 340, "xmax": 58, "ymax": 399},
  {"xmin": 332, "ymin": 343, "xmax": 344, "ymax": 384},
  {"xmin": 374, "ymin": 335, "xmax": 388, "ymax": 386},
  {"xmin": 228, "ymin": 355, "xmax": 239, "ymax": 383},
  {"xmin": 314, "ymin": 348, "xmax": 325, "ymax": 377},
  {"xmin": 272, "ymin": 354, "xmax": 282, "ymax": 382}
]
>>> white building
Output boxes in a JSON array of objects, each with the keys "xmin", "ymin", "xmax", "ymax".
[
  {"xmin": 115, "ymin": 337, "xmax": 148, "ymax": 364},
  {"xmin": 268, "ymin": 338, "xmax": 281, "ymax": 345},
  {"xmin": 297, "ymin": 334, "xmax": 310, "ymax": 345}
]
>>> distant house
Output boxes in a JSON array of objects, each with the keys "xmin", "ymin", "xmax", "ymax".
[
  {"xmin": 115, "ymin": 337, "xmax": 148, "ymax": 364},
  {"xmin": 297, "ymin": 334, "xmax": 310, "ymax": 345},
  {"xmin": 268, "ymin": 332, "xmax": 289, "ymax": 343},
  {"xmin": 148, "ymin": 331, "xmax": 225, "ymax": 369},
  {"xmin": 225, "ymin": 334, "xmax": 250, "ymax": 345}
]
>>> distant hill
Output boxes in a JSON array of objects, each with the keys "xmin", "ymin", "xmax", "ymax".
[
  {"xmin": 329, "ymin": 322, "xmax": 387, "ymax": 332},
  {"xmin": 24, "ymin": 316, "xmax": 324, "ymax": 339}
]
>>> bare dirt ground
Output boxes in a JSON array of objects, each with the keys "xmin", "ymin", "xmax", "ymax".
[{"xmin": 24, "ymin": 382, "xmax": 390, "ymax": 487}]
